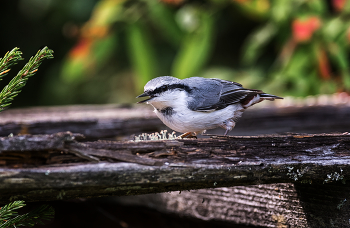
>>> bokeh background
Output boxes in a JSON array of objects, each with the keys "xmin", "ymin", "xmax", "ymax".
[
  {"xmin": 1, "ymin": 0, "xmax": 350, "ymax": 108},
  {"xmin": 1, "ymin": 1, "xmax": 350, "ymax": 227}
]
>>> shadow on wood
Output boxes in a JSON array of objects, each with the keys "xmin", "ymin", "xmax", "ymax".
[{"xmin": 295, "ymin": 182, "xmax": 350, "ymax": 227}]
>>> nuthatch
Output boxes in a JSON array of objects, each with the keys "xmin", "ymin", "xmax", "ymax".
[{"xmin": 137, "ymin": 76, "xmax": 282, "ymax": 138}]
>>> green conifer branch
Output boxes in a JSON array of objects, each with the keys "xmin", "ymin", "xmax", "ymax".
[
  {"xmin": 0, "ymin": 47, "xmax": 54, "ymax": 110},
  {"xmin": 0, "ymin": 201, "xmax": 24, "ymax": 222},
  {"xmin": 0, "ymin": 48, "xmax": 23, "ymax": 80},
  {"xmin": 0, "ymin": 201, "xmax": 54, "ymax": 228}
]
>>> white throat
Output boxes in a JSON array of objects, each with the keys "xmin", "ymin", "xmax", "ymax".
[{"xmin": 147, "ymin": 90, "xmax": 188, "ymax": 111}]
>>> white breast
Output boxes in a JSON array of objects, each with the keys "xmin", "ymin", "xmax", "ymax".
[{"xmin": 149, "ymin": 90, "xmax": 244, "ymax": 133}]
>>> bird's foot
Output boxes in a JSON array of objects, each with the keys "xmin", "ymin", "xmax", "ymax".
[
  {"xmin": 177, "ymin": 132, "xmax": 197, "ymax": 139},
  {"xmin": 220, "ymin": 120, "xmax": 235, "ymax": 136}
]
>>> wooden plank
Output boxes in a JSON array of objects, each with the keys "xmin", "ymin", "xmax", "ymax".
[
  {"xmin": 114, "ymin": 182, "xmax": 350, "ymax": 227},
  {"xmin": 0, "ymin": 132, "xmax": 349, "ymax": 203},
  {"xmin": 113, "ymin": 184, "xmax": 309, "ymax": 227},
  {"xmin": 0, "ymin": 105, "xmax": 161, "ymax": 140},
  {"xmin": 0, "ymin": 103, "xmax": 348, "ymax": 227},
  {"xmin": 0, "ymin": 104, "xmax": 349, "ymax": 140}
]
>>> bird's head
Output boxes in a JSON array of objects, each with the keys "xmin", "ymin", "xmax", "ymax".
[{"xmin": 136, "ymin": 76, "xmax": 190, "ymax": 107}]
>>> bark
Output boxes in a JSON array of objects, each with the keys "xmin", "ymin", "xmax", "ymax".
[
  {"xmin": 0, "ymin": 105, "xmax": 349, "ymax": 140},
  {"xmin": 0, "ymin": 104, "xmax": 349, "ymax": 227},
  {"xmin": 0, "ymin": 132, "xmax": 349, "ymax": 202},
  {"xmin": 115, "ymin": 183, "xmax": 350, "ymax": 228},
  {"xmin": 114, "ymin": 184, "xmax": 308, "ymax": 227},
  {"xmin": 0, "ymin": 105, "xmax": 160, "ymax": 140}
]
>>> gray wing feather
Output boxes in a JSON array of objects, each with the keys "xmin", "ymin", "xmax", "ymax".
[
  {"xmin": 211, "ymin": 78, "xmax": 242, "ymax": 93},
  {"xmin": 185, "ymin": 78, "xmax": 262, "ymax": 111},
  {"xmin": 210, "ymin": 78, "xmax": 254, "ymax": 105},
  {"xmin": 182, "ymin": 77, "xmax": 222, "ymax": 111}
]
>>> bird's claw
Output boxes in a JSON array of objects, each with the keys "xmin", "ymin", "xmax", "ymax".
[{"xmin": 177, "ymin": 132, "xmax": 197, "ymax": 139}]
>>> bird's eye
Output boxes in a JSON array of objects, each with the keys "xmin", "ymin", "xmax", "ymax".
[{"xmin": 161, "ymin": 85, "xmax": 168, "ymax": 91}]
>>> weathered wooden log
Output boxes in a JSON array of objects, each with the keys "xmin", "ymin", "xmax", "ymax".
[
  {"xmin": 0, "ymin": 105, "xmax": 160, "ymax": 140},
  {"xmin": 0, "ymin": 104, "xmax": 349, "ymax": 139},
  {"xmin": 0, "ymin": 104, "xmax": 349, "ymax": 227},
  {"xmin": 113, "ymin": 184, "xmax": 309, "ymax": 227},
  {"xmin": 0, "ymin": 132, "xmax": 349, "ymax": 204},
  {"xmin": 114, "ymin": 182, "xmax": 350, "ymax": 228}
]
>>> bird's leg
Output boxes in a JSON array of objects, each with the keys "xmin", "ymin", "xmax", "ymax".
[
  {"xmin": 200, "ymin": 130, "xmax": 209, "ymax": 136},
  {"xmin": 178, "ymin": 132, "xmax": 197, "ymax": 139},
  {"xmin": 221, "ymin": 120, "xmax": 235, "ymax": 136},
  {"xmin": 224, "ymin": 128, "xmax": 230, "ymax": 136}
]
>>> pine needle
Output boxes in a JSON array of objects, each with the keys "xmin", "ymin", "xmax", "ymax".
[
  {"xmin": 0, "ymin": 201, "xmax": 54, "ymax": 228},
  {"xmin": 0, "ymin": 47, "xmax": 54, "ymax": 111}
]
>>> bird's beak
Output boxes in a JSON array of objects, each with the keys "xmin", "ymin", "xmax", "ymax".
[
  {"xmin": 136, "ymin": 92, "xmax": 154, "ymax": 104},
  {"xmin": 136, "ymin": 92, "xmax": 149, "ymax": 98}
]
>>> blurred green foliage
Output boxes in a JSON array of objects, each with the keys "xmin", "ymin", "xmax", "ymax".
[
  {"xmin": 60, "ymin": 0, "xmax": 350, "ymax": 103},
  {"xmin": 241, "ymin": 0, "xmax": 350, "ymax": 96},
  {"xmin": 60, "ymin": 0, "xmax": 219, "ymax": 102},
  {"xmin": 2, "ymin": 0, "xmax": 350, "ymax": 107}
]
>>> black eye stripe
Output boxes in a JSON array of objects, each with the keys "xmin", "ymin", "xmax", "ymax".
[{"xmin": 150, "ymin": 83, "xmax": 192, "ymax": 95}]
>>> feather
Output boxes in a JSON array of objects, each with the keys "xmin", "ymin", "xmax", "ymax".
[{"xmin": 186, "ymin": 78, "xmax": 281, "ymax": 111}]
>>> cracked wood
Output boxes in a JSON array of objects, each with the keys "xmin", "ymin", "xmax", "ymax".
[{"xmin": 0, "ymin": 132, "xmax": 348, "ymax": 203}]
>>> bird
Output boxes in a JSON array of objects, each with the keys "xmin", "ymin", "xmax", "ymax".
[{"xmin": 137, "ymin": 76, "xmax": 283, "ymax": 138}]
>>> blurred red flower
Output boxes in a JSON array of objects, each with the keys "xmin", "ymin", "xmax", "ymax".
[
  {"xmin": 333, "ymin": 0, "xmax": 346, "ymax": 12},
  {"xmin": 69, "ymin": 38, "xmax": 92, "ymax": 58},
  {"xmin": 292, "ymin": 16, "xmax": 321, "ymax": 43}
]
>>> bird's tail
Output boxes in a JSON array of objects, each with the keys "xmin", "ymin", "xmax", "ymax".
[{"xmin": 260, "ymin": 93, "xmax": 283, "ymax": 100}]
